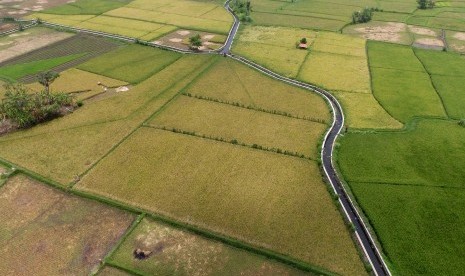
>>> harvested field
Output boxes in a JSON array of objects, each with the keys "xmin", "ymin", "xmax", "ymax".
[
  {"xmin": 342, "ymin": 22, "xmax": 412, "ymax": 45},
  {"xmin": 0, "ymin": 0, "xmax": 74, "ymax": 18},
  {"xmin": 76, "ymin": 128, "xmax": 367, "ymax": 276},
  {"xmin": 41, "ymin": 0, "xmax": 132, "ymax": 15},
  {"xmin": 185, "ymin": 59, "xmax": 330, "ymax": 122},
  {"xmin": 154, "ymin": 29, "xmax": 226, "ymax": 51},
  {"xmin": 78, "ymin": 44, "xmax": 181, "ymax": 83},
  {"xmin": 110, "ymin": 218, "xmax": 314, "ymax": 276},
  {"xmin": 149, "ymin": 95, "xmax": 327, "ymax": 159},
  {"xmin": 0, "ymin": 174, "xmax": 134, "ymax": 275},
  {"xmin": 0, "ymin": 27, "xmax": 72, "ymax": 63}
]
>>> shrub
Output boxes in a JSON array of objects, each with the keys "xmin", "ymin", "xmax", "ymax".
[
  {"xmin": 300, "ymin": 37, "xmax": 307, "ymax": 44},
  {"xmin": 459, "ymin": 119, "xmax": 465, "ymax": 127},
  {"xmin": 417, "ymin": 0, "xmax": 435, "ymax": 9},
  {"xmin": 232, "ymin": 0, "xmax": 252, "ymax": 22},
  {"xmin": 189, "ymin": 34, "xmax": 202, "ymax": 50},
  {"xmin": 352, "ymin": 8, "xmax": 374, "ymax": 24},
  {"xmin": 0, "ymin": 83, "xmax": 75, "ymax": 129},
  {"xmin": 231, "ymin": 139, "xmax": 238, "ymax": 144}
]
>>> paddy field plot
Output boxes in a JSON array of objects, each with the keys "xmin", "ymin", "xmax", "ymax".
[
  {"xmin": 0, "ymin": 27, "xmax": 73, "ymax": 64},
  {"xmin": 0, "ymin": 174, "xmax": 134, "ymax": 275},
  {"xmin": 148, "ymin": 95, "xmax": 327, "ymax": 159},
  {"xmin": 368, "ymin": 42, "xmax": 447, "ymax": 123},
  {"xmin": 109, "ymin": 217, "xmax": 314, "ymax": 276},
  {"xmin": 184, "ymin": 58, "xmax": 330, "ymax": 123},
  {"xmin": 0, "ymin": 53, "xmax": 214, "ymax": 184},
  {"xmin": 78, "ymin": 44, "xmax": 181, "ymax": 83},
  {"xmin": 76, "ymin": 128, "xmax": 366, "ymax": 276},
  {"xmin": 41, "ymin": 0, "xmax": 132, "ymax": 15},
  {"xmin": 414, "ymin": 48, "xmax": 465, "ymax": 119},
  {"xmin": 26, "ymin": 68, "xmax": 128, "ymax": 99},
  {"xmin": 97, "ymin": 266, "xmax": 131, "ymax": 276},
  {"xmin": 337, "ymin": 119, "xmax": 465, "ymax": 275}
]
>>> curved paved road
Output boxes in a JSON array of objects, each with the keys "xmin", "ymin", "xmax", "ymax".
[{"xmin": 222, "ymin": 2, "xmax": 391, "ymax": 276}]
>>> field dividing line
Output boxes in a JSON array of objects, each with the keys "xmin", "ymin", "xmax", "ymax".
[
  {"xmin": 227, "ymin": 54, "xmax": 392, "ymax": 276},
  {"xmin": 91, "ymin": 213, "xmax": 146, "ymax": 276}
]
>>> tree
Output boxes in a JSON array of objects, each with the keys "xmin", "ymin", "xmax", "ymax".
[
  {"xmin": 300, "ymin": 37, "xmax": 307, "ymax": 44},
  {"xmin": 418, "ymin": 0, "xmax": 435, "ymax": 9},
  {"xmin": 37, "ymin": 71, "xmax": 59, "ymax": 93},
  {"xmin": 352, "ymin": 7, "xmax": 374, "ymax": 24},
  {"xmin": 189, "ymin": 34, "xmax": 202, "ymax": 50}
]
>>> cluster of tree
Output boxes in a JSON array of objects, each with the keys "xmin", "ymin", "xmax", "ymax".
[
  {"xmin": 231, "ymin": 0, "xmax": 252, "ymax": 22},
  {"xmin": 352, "ymin": 8, "xmax": 376, "ymax": 24},
  {"xmin": 418, "ymin": 0, "xmax": 435, "ymax": 9},
  {"xmin": 189, "ymin": 34, "xmax": 202, "ymax": 50},
  {"xmin": 0, "ymin": 72, "xmax": 77, "ymax": 130}
]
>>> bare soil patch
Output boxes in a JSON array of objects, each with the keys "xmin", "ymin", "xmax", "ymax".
[
  {"xmin": 0, "ymin": 174, "xmax": 134, "ymax": 275},
  {"xmin": 0, "ymin": 29, "xmax": 72, "ymax": 63},
  {"xmin": 153, "ymin": 29, "xmax": 225, "ymax": 51},
  {"xmin": 408, "ymin": 26, "xmax": 437, "ymax": 36},
  {"xmin": 453, "ymin": 32, "xmax": 465, "ymax": 41},
  {"xmin": 0, "ymin": 0, "xmax": 71, "ymax": 18},
  {"xmin": 414, "ymin": 38, "xmax": 444, "ymax": 50},
  {"xmin": 354, "ymin": 22, "xmax": 407, "ymax": 43}
]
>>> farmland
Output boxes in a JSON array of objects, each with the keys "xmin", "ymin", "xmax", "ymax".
[
  {"xmin": 337, "ymin": 119, "xmax": 465, "ymax": 275},
  {"xmin": 109, "ymin": 217, "xmax": 314, "ymax": 275},
  {"xmin": 26, "ymin": 0, "xmax": 234, "ymax": 40},
  {"xmin": 76, "ymin": 128, "xmax": 366, "ymax": 275},
  {"xmin": 0, "ymin": 174, "xmax": 134, "ymax": 275},
  {"xmin": 233, "ymin": 25, "xmax": 401, "ymax": 129}
]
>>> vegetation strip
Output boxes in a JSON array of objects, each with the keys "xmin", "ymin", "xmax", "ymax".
[
  {"xmin": 143, "ymin": 125, "xmax": 313, "ymax": 160},
  {"xmin": 182, "ymin": 93, "xmax": 327, "ymax": 124}
]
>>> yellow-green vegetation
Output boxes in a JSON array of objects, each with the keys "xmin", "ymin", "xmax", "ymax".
[
  {"xmin": 149, "ymin": 95, "xmax": 327, "ymax": 159},
  {"xmin": 233, "ymin": 26, "xmax": 399, "ymax": 129},
  {"xmin": 337, "ymin": 119, "xmax": 465, "ymax": 275},
  {"xmin": 109, "ymin": 218, "xmax": 314, "ymax": 275},
  {"xmin": 27, "ymin": 68, "xmax": 128, "ymax": 100},
  {"xmin": 76, "ymin": 128, "xmax": 366, "ymax": 275},
  {"xmin": 233, "ymin": 25, "xmax": 316, "ymax": 78},
  {"xmin": 97, "ymin": 267, "xmax": 131, "ymax": 276},
  {"xmin": 333, "ymin": 92, "xmax": 402, "ymax": 129},
  {"xmin": 414, "ymin": 48, "xmax": 465, "ymax": 119},
  {"xmin": 185, "ymin": 58, "xmax": 330, "ymax": 122},
  {"xmin": 78, "ymin": 44, "xmax": 181, "ymax": 83},
  {"xmin": 368, "ymin": 42, "xmax": 446, "ymax": 123},
  {"xmin": 0, "ymin": 54, "xmax": 215, "ymax": 184},
  {"xmin": 41, "ymin": 0, "xmax": 132, "ymax": 15},
  {"xmin": 0, "ymin": 174, "xmax": 134, "ymax": 275}
]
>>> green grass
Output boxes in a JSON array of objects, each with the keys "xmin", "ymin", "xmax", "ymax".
[
  {"xmin": 338, "ymin": 119, "xmax": 465, "ymax": 187},
  {"xmin": 368, "ymin": 41, "xmax": 425, "ymax": 72},
  {"xmin": 78, "ymin": 44, "xmax": 181, "ymax": 83},
  {"xmin": 371, "ymin": 67, "xmax": 446, "ymax": 122},
  {"xmin": 414, "ymin": 48, "xmax": 465, "ymax": 76},
  {"xmin": 431, "ymin": 75, "xmax": 465, "ymax": 119},
  {"xmin": 42, "ymin": 0, "xmax": 132, "ymax": 15},
  {"xmin": 349, "ymin": 182, "xmax": 465, "ymax": 276},
  {"xmin": 0, "ymin": 174, "xmax": 134, "ymax": 275},
  {"xmin": 0, "ymin": 54, "xmax": 85, "ymax": 80},
  {"xmin": 109, "ymin": 217, "xmax": 314, "ymax": 275},
  {"xmin": 76, "ymin": 128, "xmax": 367, "ymax": 276}
]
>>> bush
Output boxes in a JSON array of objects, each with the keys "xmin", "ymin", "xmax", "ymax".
[
  {"xmin": 0, "ymin": 83, "xmax": 75, "ymax": 128},
  {"xmin": 418, "ymin": 0, "xmax": 435, "ymax": 9},
  {"xmin": 232, "ymin": 0, "xmax": 252, "ymax": 22},
  {"xmin": 189, "ymin": 34, "xmax": 202, "ymax": 49},
  {"xmin": 300, "ymin": 37, "xmax": 307, "ymax": 44},
  {"xmin": 459, "ymin": 119, "xmax": 465, "ymax": 127},
  {"xmin": 352, "ymin": 7, "xmax": 374, "ymax": 24}
]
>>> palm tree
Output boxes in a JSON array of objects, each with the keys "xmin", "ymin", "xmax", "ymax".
[{"xmin": 37, "ymin": 71, "xmax": 59, "ymax": 93}]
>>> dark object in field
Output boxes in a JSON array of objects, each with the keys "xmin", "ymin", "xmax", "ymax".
[{"xmin": 133, "ymin": 248, "xmax": 152, "ymax": 260}]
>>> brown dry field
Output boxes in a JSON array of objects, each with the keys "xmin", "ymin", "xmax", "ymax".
[
  {"xmin": 153, "ymin": 29, "xmax": 224, "ymax": 51},
  {"xmin": 0, "ymin": 0, "xmax": 71, "ymax": 18},
  {"xmin": 0, "ymin": 174, "xmax": 135, "ymax": 275}
]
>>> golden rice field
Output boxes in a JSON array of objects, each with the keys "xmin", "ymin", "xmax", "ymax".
[
  {"xmin": 148, "ymin": 95, "xmax": 327, "ymax": 159},
  {"xmin": 76, "ymin": 128, "xmax": 366, "ymax": 276}
]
